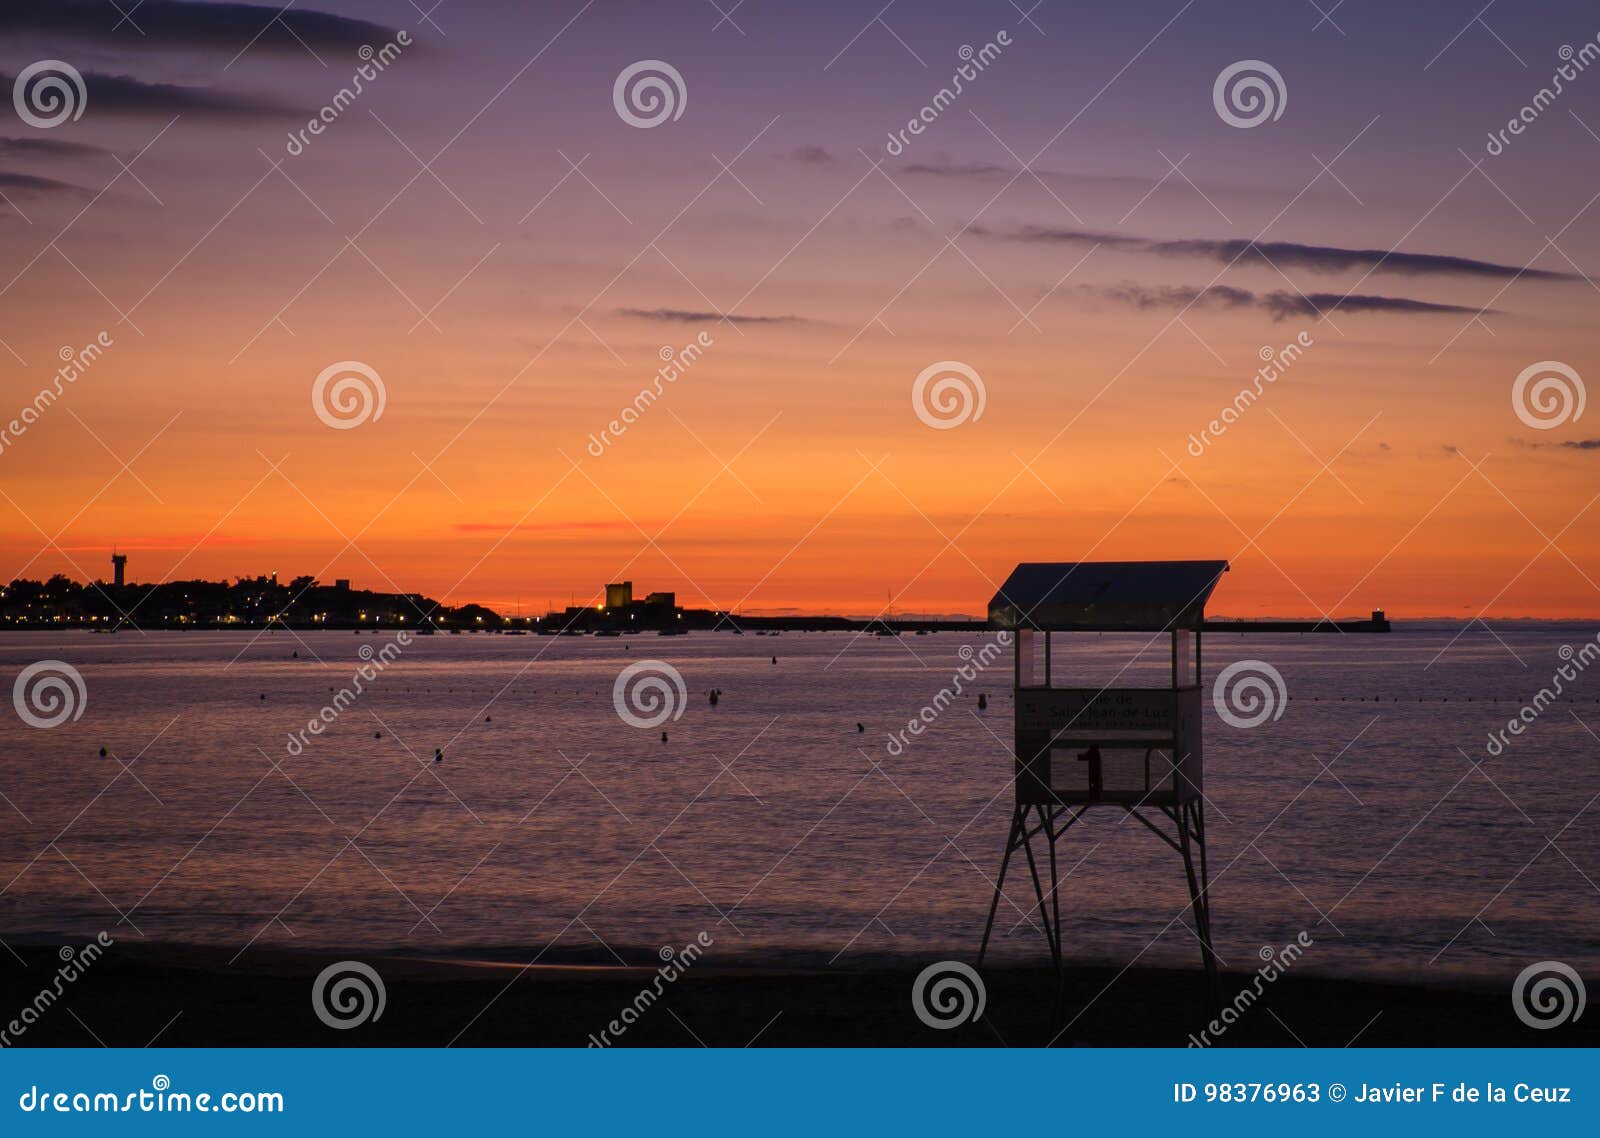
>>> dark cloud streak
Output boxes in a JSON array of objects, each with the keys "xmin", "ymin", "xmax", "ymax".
[
  {"xmin": 1079, "ymin": 283, "xmax": 1491, "ymax": 321},
  {"xmin": 617, "ymin": 307, "xmax": 809, "ymax": 326},
  {"xmin": 0, "ymin": 71, "xmax": 302, "ymax": 120},
  {"xmin": 989, "ymin": 225, "xmax": 1575, "ymax": 282},
  {"xmin": 0, "ymin": 136, "xmax": 111, "ymax": 159},
  {"xmin": 0, "ymin": 0, "xmax": 399, "ymax": 52}
]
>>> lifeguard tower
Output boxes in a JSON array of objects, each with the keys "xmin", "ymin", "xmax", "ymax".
[{"xmin": 977, "ymin": 560, "xmax": 1229, "ymax": 1003}]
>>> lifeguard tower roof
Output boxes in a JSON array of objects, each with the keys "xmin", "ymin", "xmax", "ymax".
[{"xmin": 988, "ymin": 559, "xmax": 1229, "ymax": 631}]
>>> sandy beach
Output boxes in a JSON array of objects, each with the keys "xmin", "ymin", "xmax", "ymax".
[{"xmin": 2, "ymin": 943, "xmax": 1589, "ymax": 1048}]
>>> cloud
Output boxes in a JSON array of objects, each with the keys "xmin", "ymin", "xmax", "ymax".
[
  {"xmin": 789, "ymin": 144, "xmax": 834, "ymax": 164},
  {"xmin": 1513, "ymin": 437, "xmax": 1600, "ymax": 452},
  {"xmin": 0, "ymin": 170, "xmax": 92, "ymax": 197},
  {"xmin": 902, "ymin": 156, "xmax": 1012, "ymax": 178},
  {"xmin": 454, "ymin": 520, "xmax": 641, "ymax": 534},
  {"xmin": 1265, "ymin": 292, "xmax": 1490, "ymax": 319},
  {"xmin": 0, "ymin": 70, "xmax": 302, "ymax": 120},
  {"xmin": 988, "ymin": 225, "xmax": 1576, "ymax": 282},
  {"xmin": 0, "ymin": 135, "xmax": 110, "ymax": 159},
  {"xmin": 1090, "ymin": 283, "xmax": 1257, "ymax": 312},
  {"xmin": 616, "ymin": 307, "xmax": 809, "ymax": 326},
  {"xmin": 0, "ymin": 0, "xmax": 400, "ymax": 52},
  {"xmin": 1079, "ymin": 282, "xmax": 1490, "ymax": 321}
]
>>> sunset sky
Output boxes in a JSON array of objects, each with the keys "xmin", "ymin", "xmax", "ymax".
[{"xmin": 1, "ymin": 0, "xmax": 1598, "ymax": 617}]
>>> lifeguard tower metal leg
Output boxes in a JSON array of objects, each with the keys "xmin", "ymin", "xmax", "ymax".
[{"xmin": 977, "ymin": 560, "xmax": 1232, "ymax": 1020}]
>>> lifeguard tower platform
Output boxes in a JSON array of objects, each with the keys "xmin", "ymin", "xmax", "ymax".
[{"xmin": 978, "ymin": 559, "xmax": 1229, "ymax": 1004}]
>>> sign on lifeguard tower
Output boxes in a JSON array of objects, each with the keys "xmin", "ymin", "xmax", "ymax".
[{"xmin": 979, "ymin": 559, "xmax": 1229, "ymax": 1006}]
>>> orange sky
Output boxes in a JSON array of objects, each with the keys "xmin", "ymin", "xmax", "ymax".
[{"xmin": 2, "ymin": 1, "xmax": 1597, "ymax": 618}]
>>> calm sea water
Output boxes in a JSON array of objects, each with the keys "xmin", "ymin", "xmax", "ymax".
[{"xmin": 2, "ymin": 624, "xmax": 1597, "ymax": 987}]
